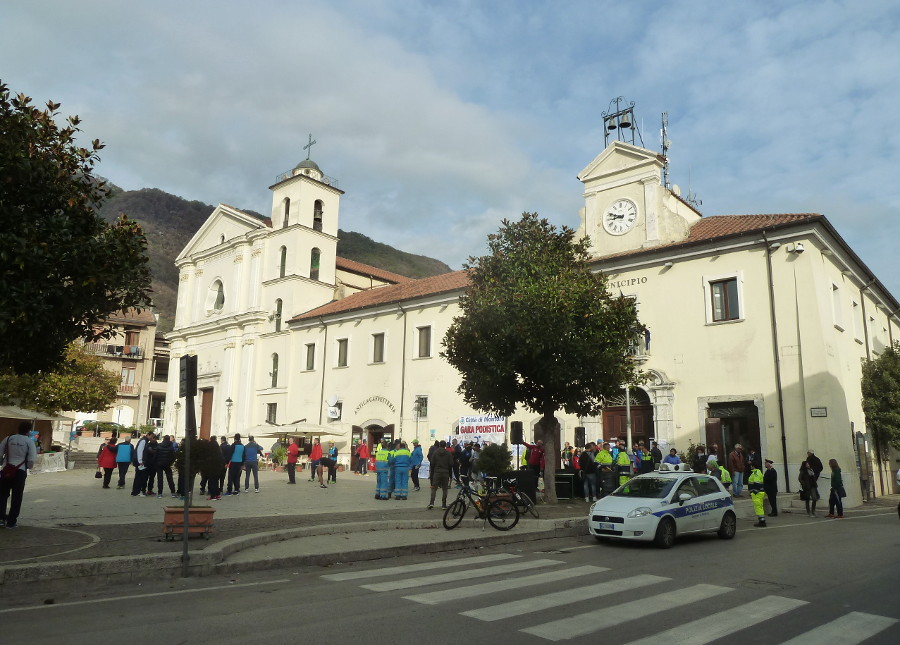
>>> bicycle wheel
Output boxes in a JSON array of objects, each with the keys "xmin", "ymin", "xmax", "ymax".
[
  {"xmin": 443, "ymin": 499, "xmax": 467, "ymax": 530},
  {"xmin": 487, "ymin": 498, "xmax": 520, "ymax": 531},
  {"xmin": 519, "ymin": 492, "xmax": 540, "ymax": 518}
]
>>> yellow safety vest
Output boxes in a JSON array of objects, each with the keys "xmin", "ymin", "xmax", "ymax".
[
  {"xmin": 375, "ymin": 448, "xmax": 389, "ymax": 461},
  {"xmin": 595, "ymin": 450, "xmax": 613, "ymax": 465}
]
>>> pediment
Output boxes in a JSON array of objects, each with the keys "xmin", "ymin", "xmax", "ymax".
[
  {"xmin": 176, "ymin": 204, "xmax": 267, "ymax": 262},
  {"xmin": 577, "ymin": 141, "xmax": 663, "ymax": 187}
]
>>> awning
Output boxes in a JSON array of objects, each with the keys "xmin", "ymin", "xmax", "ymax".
[
  {"xmin": 245, "ymin": 421, "xmax": 347, "ymax": 439},
  {"xmin": 0, "ymin": 405, "xmax": 75, "ymax": 423}
]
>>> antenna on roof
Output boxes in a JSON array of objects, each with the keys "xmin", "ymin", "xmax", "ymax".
[
  {"xmin": 660, "ymin": 112, "xmax": 672, "ymax": 190},
  {"xmin": 685, "ymin": 166, "xmax": 702, "ymax": 209}
]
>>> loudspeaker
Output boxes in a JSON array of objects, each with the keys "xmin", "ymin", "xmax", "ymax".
[
  {"xmin": 575, "ymin": 427, "xmax": 586, "ymax": 448},
  {"xmin": 510, "ymin": 421, "xmax": 524, "ymax": 445}
]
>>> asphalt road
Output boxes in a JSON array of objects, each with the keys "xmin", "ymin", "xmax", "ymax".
[{"xmin": 3, "ymin": 505, "xmax": 897, "ymax": 644}]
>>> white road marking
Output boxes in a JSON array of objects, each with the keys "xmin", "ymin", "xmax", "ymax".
[
  {"xmin": 404, "ymin": 565, "xmax": 610, "ymax": 605},
  {"xmin": 0, "ymin": 578, "xmax": 291, "ymax": 613},
  {"xmin": 779, "ymin": 611, "xmax": 898, "ymax": 645},
  {"xmin": 321, "ymin": 552, "xmax": 519, "ymax": 581},
  {"xmin": 624, "ymin": 595, "xmax": 808, "ymax": 645},
  {"xmin": 521, "ymin": 583, "xmax": 731, "ymax": 641},
  {"xmin": 461, "ymin": 574, "xmax": 669, "ymax": 622},
  {"xmin": 361, "ymin": 558, "xmax": 563, "ymax": 592}
]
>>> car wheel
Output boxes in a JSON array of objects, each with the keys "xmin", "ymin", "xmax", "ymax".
[
  {"xmin": 718, "ymin": 511, "xmax": 737, "ymax": 539},
  {"xmin": 653, "ymin": 517, "xmax": 676, "ymax": 549}
]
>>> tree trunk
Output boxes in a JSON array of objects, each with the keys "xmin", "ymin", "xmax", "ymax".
[{"xmin": 536, "ymin": 414, "xmax": 560, "ymax": 504}]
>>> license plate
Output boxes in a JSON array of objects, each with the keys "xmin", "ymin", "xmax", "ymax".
[{"xmin": 598, "ymin": 522, "xmax": 615, "ymax": 530}]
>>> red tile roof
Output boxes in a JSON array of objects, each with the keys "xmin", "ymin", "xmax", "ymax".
[
  {"xmin": 291, "ymin": 213, "xmax": 827, "ymax": 321},
  {"xmin": 594, "ymin": 213, "xmax": 824, "ymax": 261},
  {"xmin": 291, "ymin": 270, "xmax": 469, "ymax": 321},
  {"xmin": 335, "ymin": 257, "xmax": 412, "ymax": 284}
]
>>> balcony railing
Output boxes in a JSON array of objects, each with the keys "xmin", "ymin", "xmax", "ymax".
[
  {"xmin": 118, "ymin": 384, "xmax": 139, "ymax": 395},
  {"xmin": 85, "ymin": 342, "xmax": 145, "ymax": 360},
  {"xmin": 274, "ymin": 169, "xmax": 340, "ymax": 189}
]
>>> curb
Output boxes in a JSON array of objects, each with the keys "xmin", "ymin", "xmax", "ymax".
[{"xmin": 0, "ymin": 517, "xmax": 588, "ymax": 593}]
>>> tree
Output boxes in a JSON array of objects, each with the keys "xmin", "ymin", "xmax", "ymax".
[
  {"xmin": 0, "ymin": 342, "xmax": 119, "ymax": 415},
  {"xmin": 442, "ymin": 213, "xmax": 645, "ymax": 502},
  {"xmin": 861, "ymin": 342, "xmax": 900, "ymax": 460},
  {"xmin": 0, "ymin": 82, "xmax": 152, "ymax": 374}
]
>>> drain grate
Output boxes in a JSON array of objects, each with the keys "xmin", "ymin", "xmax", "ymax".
[
  {"xmin": 56, "ymin": 522, "xmax": 86, "ymax": 528},
  {"xmin": 740, "ymin": 579, "xmax": 793, "ymax": 592}
]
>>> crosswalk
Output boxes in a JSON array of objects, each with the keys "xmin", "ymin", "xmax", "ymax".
[{"xmin": 321, "ymin": 553, "xmax": 897, "ymax": 643}]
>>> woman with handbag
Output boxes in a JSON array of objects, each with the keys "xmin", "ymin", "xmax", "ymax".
[
  {"xmin": 97, "ymin": 437, "xmax": 118, "ymax": 489},
  {"xmin": 797, "ymin": 461, "xmax": 819, "ymax": 517},
  {"xmin": 827, "ymin": 459, "xmax": 845, "ymax": 518}
]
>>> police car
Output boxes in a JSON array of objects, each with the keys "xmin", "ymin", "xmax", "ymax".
[{"xmin": 588, "ymin": 467, "xmax": 736, "ymax": 548}]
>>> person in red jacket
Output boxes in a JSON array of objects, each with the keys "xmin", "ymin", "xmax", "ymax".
[
  {"xmin": 356, "ymin": 441, "xmax": 370, "ymax": 476},
  {"xmin": 523, "ymin": 440, "xmax": 545, "ymax": 477},
  {"xmin": 96, "ymin": 438, "xmax": 118, "ymax": 489},
  {"xmin": 309, "ymin": 438, "xmax": 325, "ymax": 488},
  {"xmin": 286, "ymin": 438, "xmax": 299, "ymax": 484}
]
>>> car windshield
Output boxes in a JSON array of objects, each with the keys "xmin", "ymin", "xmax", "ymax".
[{"xmin": 612, "ymin": 477, "xmax": 678, "ymax": 499}]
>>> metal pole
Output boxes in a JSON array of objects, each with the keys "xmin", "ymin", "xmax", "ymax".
[{"xmin": 625, "ymin": 385, "xmax": 633, "ymax": 450}]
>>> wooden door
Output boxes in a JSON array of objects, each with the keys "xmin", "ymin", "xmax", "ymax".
[{"xmin": 199, "ymin": 389, "xmax": 213, "ymax": 439}]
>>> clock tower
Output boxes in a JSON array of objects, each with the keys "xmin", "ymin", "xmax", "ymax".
[{"xmin": 575, "ymin": 140, "xmax": 701, "ymax": 257}]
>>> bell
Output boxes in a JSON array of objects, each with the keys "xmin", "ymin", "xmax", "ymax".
[
  {"xmin": 618, "ymin": 111, "xmax": 632, "ymax": 128},
  {"xmin": 606, "ymin": 116, "xmax": 619, "ymax": 131}
]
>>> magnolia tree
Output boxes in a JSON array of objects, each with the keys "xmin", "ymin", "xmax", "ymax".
[
  {"xmin": 442, "ymin": 213, "xmax": 645, "ymax": 502},
  {"xmin": 861, "ymin": 342, "xmax": 900, "ymax": 458},
  {"xmin": 0, "ymin": 82, "xmax": 152, "ymax": 374}
]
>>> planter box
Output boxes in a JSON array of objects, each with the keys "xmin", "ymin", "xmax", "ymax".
[{"xmin": 162, "ymin": 505, "xmax": 215, "ymax": 540}]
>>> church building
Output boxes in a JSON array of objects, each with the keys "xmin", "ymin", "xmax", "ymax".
[{"xmin": 166, "ymin": 134, "xmax": 900, "ymax": 505}]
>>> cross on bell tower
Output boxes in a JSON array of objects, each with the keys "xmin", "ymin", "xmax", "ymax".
[{"xmin": 303, "ymin": 133, "xmax": 317, "ymax": 160}]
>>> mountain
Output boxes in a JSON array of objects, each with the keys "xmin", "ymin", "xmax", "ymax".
[{"xmin": 97, "ymin": 187, "xmax": 453, "ymax": 332}]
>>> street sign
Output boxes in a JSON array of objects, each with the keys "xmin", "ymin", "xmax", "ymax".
[{"xmin": 179, "ymin": 354, "xmax": 197, "ymax": 398}]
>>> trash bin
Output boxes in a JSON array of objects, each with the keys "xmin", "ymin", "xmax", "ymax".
[
  {"xmin": 505, "ymin": 468, "xmax": 538, "ymax": 505},
  {"xmin": 555, "ymin": 472, "xmax": 575, "ymax": 499},
  {"xmin": 599, "ymin": 468, "xmax": 617, "ymax": 497}
]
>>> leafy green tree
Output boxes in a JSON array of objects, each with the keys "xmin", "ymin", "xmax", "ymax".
[
  {"xmin": 442, "ymin": 213, "xmax": 645, "ymax": 502},
  {"xmin": 0, "ymin": 342, "xmax": 118, "ymax": 415},
  {"xmin": 0, "ymin": 82, "xmax": 152, "ymax": 374},
  {"xmin": 861, "ymin": 342, "xmax": 900, "ymax": 463}
]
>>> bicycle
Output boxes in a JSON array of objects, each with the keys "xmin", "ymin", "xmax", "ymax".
[
  {"xmin": 443, "ymin": 477, "xmax": 520, "ymax": 531},
  {"xmin": 502, "ymin": 477, "xmax": 540, "ymax": 518}
]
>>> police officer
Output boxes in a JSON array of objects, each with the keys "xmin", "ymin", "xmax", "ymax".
[
  {"xmin": 615, "ymin": 441, "xmax": 632, "ymax": 487},
  {"xmin": 763, "ymin": 458, "xmax": 779, "ymax": 516},
  {"xmin": 374, "ymin": 441, "xmax": 390, "ymax": 500},
  {"xmin": 748, "ymin": 463, "xmax": 766, "ymax": 527},
  {"xmin": 594, "ymin": 442, "xmax": 615, "ymax": 496}
]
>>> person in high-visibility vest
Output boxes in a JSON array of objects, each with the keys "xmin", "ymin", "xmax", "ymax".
[
  {"xmin": 748, "ymin": 465, "xmax": 766, "ymax": 527},
  {"xmin": 374, "ymin": 441, "xmax": 391, "ymax": 500},
  {"xmin": 594, "ymin": 442, "xmax": 614, "ymax": 496},
  {"xmin": 391, "ymin": 442, "xmax": 412, "ymax": 500},
  {"xmin": 615, "ymin": 441, "xmax": 632, "ymax": 486}
]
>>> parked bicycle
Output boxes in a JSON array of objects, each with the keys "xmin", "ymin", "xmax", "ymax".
[
  {"xmin": 443, "ymin": 477, "xmax": 520, "ymax": 531},
  {"xmin": 482, "ymin": 475, "xmax": 539, "ymax": 519}
]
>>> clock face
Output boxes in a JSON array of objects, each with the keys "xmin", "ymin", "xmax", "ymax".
[{"xmin": 603, "ymin": 199, "xmax": 638, "ymax": 235}]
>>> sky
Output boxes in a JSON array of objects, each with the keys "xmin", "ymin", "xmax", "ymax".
[{"xmin": 2, "ymin": 1, "xmax": 899, "ymax": 295}]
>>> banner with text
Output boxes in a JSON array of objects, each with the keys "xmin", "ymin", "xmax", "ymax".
[{"xmin": 456, "ymin": 415, "xmax": 506, "ymax": 445}]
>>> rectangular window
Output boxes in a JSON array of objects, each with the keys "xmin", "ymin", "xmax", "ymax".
[
  {"xmin": 372, "ymin": 333, "xmax": 385, "ymax": 363},
  {"xmin": 417, "ymin": 325, "xmax": 432, "ymax": 358},
  {"xmin": 852, "ymin": 301, "xmax": 862, "ymax": 340},
  {"xmin": 124, "ymin": 330, "xmax": 140, "ymax": 346},
  {"xmin": 337, "ymin": 338, "xmax": 348, "ymax": 367},
  {"xmin": 120, "ymin": 366, "xmax": 136, "ymax": 386},
  {"xmin": 414, "ymin": 395, "xmax": 428, "ymax": 418},
  {"xmin": 305, "ymin": 343, "xmax": 316, "ymax": 371},
  {"xmin": 710, "ymin": 278, "xmax": 739, "ymax": 322},
  {"xmin": 831, "ymin": 284, "xmax": 843, "ymax": 330},
  {"xmin": 266, "ymin": 403, "xmax": 277, "ymax": 424}
]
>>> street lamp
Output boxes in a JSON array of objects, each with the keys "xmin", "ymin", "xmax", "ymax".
[
  {"xmin": 173, "ymin": 400, "xmax": 181, "ymax": 440},
  {"xmin": 225, "ymin": 397, "xmax": 233, "ymax": 432}
]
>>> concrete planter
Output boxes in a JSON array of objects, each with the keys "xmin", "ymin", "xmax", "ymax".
[{"xmin": 162, "ymin": 505, "xmax": 216, "ymax": 540}]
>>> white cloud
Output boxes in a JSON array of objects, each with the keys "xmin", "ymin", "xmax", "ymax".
[{"xmin": 1, "ymin": 0, "xmax": 898, "ymax": 296}]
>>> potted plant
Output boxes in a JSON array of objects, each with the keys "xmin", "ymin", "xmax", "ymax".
[
  {"xmin": 165, "ymin": 437, "xmax": 221, "ymax": 540},
  {"xmin": 478, "ymin": 443, "xmax": 513, "ymax": 497},
  {"xmin": 271, "ymin": 444, "xmax": 287, "ymax": 471}
]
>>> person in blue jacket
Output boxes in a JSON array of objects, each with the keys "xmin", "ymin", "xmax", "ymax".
[
  {"xmin": 226, "ymin": 434, "xmax": 245, "ymax": 495},
  {"xmin": 391, "ymin": 442, "xmax": 412, "ymax": 500},
  {"xmin": 114, "ymin": 435, "xmax": 133, "ymax": 489},
  {"xmin": 410, "ymin": 439, "xmax": 424, "ymax": 492}
]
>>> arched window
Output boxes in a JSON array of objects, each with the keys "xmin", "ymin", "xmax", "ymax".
[
  {"xmin": 279, "ymin": 246, "xmax": 287, "ymax": 278},
  {"xmin": 274, "ymin": 298, "xmax": 283, "ymax": 332},
  {"xmin": 310, "ymin": 247, "xmax": 321, "ymax": 281},
  {"xmin": 313, "ymin": 200, "xmax": 323, "ymax": 231},
  {"xmin": 213, "ymin": 281, "xmax": 225, "ymax": 311},
  {"xmin": 283, "ymin": 198, "xmax": 291, "ymax": 228},
  {"xmin": 271, "ymin": 353, "xmax": 279, "ymax": 388}
]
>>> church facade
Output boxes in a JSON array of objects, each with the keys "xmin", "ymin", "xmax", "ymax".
[{"xmin": 166, "ymin": 141, "xmax": 900, "ymax": 504}]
